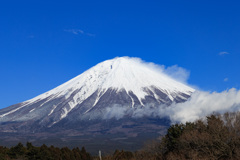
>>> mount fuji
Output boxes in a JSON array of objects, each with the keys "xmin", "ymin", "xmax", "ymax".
[{"xmin": 0, "ymin": 57, "xmax": 194, "ymax": 152}]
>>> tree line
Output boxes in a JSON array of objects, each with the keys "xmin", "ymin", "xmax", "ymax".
[
  {"xmin": 0, "ymin": 142, "xmax": 91, "ymax": 160},
  {"xmin": 104, "ymin": 112, "xmax": 240, "ymax": 160},
  {"xmin": 1, "ymin": 112, "xmax": 240, "ymax": 160}
]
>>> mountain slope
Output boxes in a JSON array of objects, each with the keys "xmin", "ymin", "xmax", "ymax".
[
  {"xmin": 0, "ymin": 57, "xmax": 194, "ymax": 128},
  {"xmin": 0, "ymin": 57, "xmax": 195, "ymax": 153}
]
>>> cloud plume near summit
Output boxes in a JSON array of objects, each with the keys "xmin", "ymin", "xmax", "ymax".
[
  {"xmin": 99, "ymin": 57, "xmax": 240, "ymax": 123},
  {"xmin": 120, "ymin": 57, "xmax": 190, "ymax": 84}
]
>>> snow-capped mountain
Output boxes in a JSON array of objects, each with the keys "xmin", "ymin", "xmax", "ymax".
[
  {"xmin": 0, "ymin": 57, "xmax": 195, "ymax": 152},
  {"xmin": 0, "ymin": 57, "xmax": 194, "ymax": 128}
]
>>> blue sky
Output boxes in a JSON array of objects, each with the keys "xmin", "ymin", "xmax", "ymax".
[{"xmin": 0, "ymin": 0, "xmax": 240, "ymax": 108}]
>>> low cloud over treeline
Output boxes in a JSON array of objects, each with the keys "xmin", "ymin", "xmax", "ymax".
[{"xmin": 99, "ymin": 89, "xmax": 240, "ymax": 124}]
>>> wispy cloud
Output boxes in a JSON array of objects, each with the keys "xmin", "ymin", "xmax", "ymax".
[
  {"xmin": 163, "ymin": 65, "xmax": 190, "ymax": 84},
  {"xmin": 224, "ymin": 78, "xmax": 229, "ymax": 82},
  {"xmin": 64, "ymin": 29, "xmax": 95, "ymax": 37},
  {"xmin": 85, "ymin": 33, "xmax": 95, "ymax": 37},
  {"xmin": 117, "ymin": 57, "xmax": 191, "ymax": 84},
  {"xmin": 219, "ymin": 51, "xmax": 229, "ymax": 55}
]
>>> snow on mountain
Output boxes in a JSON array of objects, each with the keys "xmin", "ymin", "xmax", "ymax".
[{"xmin": 0, "ymin": 57, "xmax": 194, "ymax": 127}]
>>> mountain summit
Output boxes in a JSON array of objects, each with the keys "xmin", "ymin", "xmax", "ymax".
[
  {"xmin": 0, "ymin": 57, "xmax": 194, "ymax": 152},
  {"xmin": 0, "ymin": 57, "xmax": 194, "ymax": 127}
]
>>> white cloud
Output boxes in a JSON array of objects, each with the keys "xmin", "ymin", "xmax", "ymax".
[
  {"xmin": 64, "ymin": 29, "xmax": 84, "ymax": 35},
  {"xmin": 168, "ymin": 88, "xmax": 240, "ymax": 123},
  {"xmin": 64, "ymin": 29, "xmax": 95, "ymax": 36},
  {"xmin": 219, "ymin": 51, "xmax": 229, "ymax": 55},
  {"xmin": 163, "ymin": 65, "xmax": 190, "ymax": 83},
  {"xmin": 85, "ymin": 33, "xmax": 95, "ymax": 37},
  {"xmin": 224, "ymin": 78, "xmax": 229, "ymax": 82},
  {"xmin": 121, "ymin": 57, "xmax": 191, "ymax": 84},
  {"xmin": 98, "ymin": 88, "xmax": 240, "ymax": 124}
]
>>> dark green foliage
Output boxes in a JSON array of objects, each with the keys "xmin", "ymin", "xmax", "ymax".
[
  {"xmin": 8, "ymin": 142, "xmax": 26, "ymax": 159},
  {"xmin": 0, "ymin": 146, "xmax": 10, "ymax": 160},
  {"xmin": 72, "ymin": 147, "xmax": 81, "ymax": 160},
  {"xmin": 164, "ymin": 123, "xmax": 185, "ymax": 151},
  {"xmin": 111, "ymin": 150, "xmax": 134, "ymax": 160},
  {"xmin": 26, "ymin": 142, "xmax": 40, "ymax": 160},
  {"xmin": 101, "ymin": 112, "xmax": 240, "ymax": 160},
  {"xmin": 0, "ymin": 142, "xmax": 92, "ymax": 160},
  {"xmin": 80, "ymin": 147, "xmax": 91, "ymax": 160},
  {"xmin": 153, "ymin": 112, "xmax": 240, "ymax": 159}
]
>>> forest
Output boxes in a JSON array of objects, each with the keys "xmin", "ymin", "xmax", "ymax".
[{"xmin": 1, "ymin": 112, "xmax": 240, "ymax": 160}]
